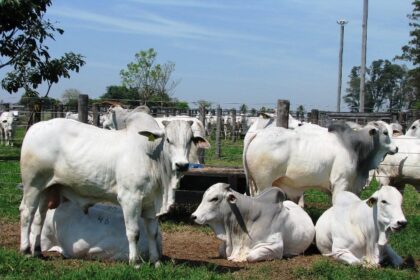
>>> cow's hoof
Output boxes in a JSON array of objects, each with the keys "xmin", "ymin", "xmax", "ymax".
[
  {"xmin": 20, "ymin": 247, "xmax": 31, "ymax": 255},
  {"xmin": 134, "ymin": 264, "xmax": 141, "ymax": 270},
  {"xmin": 154, "ymin": 261, "xmax": 162, "ymax": 268}
]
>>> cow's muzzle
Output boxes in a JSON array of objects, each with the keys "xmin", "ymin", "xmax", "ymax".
[
  {"xmin": 388, "ymin": 147, "xmax": 398, "ymax": 155},
  {"xmin": 391, "ymin": 220, "xmax": 407, "ymax": 232},
  {"xmin": 175, "ymin": 163, "xmax": 189, "ymax": 172}
]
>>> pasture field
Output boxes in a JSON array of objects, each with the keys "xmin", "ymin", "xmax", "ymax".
[{"xmin": 0, "ymin": 134, "xmax": 419, "ymax": 279}]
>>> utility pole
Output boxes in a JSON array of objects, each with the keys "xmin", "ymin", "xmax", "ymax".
[
  {"xmin": 336, "ymin": 19, "xmax": 348, "ymax": 112},
  {"xmin": 359, "ymin": 0, "xmax": 369, "ymax": 112}
]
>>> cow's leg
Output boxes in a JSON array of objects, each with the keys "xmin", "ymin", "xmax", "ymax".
[
  {"xmin": 330, "ymin": 241, "xmax": 362, "ymax": 265},
  {"xmin": 30, "ymin": 191, "xmax": 49, "ymax": 257},
  {"xmin": 247, "ymin": 233, "xmax": 283, "ymax": 262},
  {"xmin": 19, "ymin": 188, "xmax": 43, "ymax": 255},
  {"xmin": 119, "ymin": 195, "xmax": 141, "ymax": 266},
  {"xmin": 144, "ymin": 216, "xmax": 161, "ymax": 267},
  {"xmin": 383, "ymin": 244, "xmax": 403, "ymax": 267}
]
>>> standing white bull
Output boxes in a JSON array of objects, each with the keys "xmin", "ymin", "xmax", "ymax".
[
  {"xmin": 0, "ymin": 111, "xmax": 15, "ymax": 146},
  {"xmin": 19, "ymin": 112, "xmax": 195, "ymax": 266},
  {"xmin": 315, "ymin": 186, "xmax": 407, "ymax": 267},
  {"xmin": 40, "ymin": 201, "xmax": 162, "ymax": 261},
  {"xmin": 244, "ymin": 122, "xmax": 398, "ymax": 203},
  {"xmin": 191, "ymin": 183, "xmax": 315, "ymax": 262}
]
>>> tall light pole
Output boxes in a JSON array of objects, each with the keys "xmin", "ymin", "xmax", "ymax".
[
  {"xmin": 336, "ymin": 19, "xmax": 348, "ymax": 112},
  {"xmin": 359, "ymin": 0, "xmax": 369, "ymax": 112}
]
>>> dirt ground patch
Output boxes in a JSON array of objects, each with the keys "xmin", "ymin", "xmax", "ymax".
[{"xmin": 1, "ymin": 220, "xmax": 324, "ymax": 279}]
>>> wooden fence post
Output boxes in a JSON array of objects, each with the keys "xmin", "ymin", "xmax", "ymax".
[
  {"xmin": 198, "ymin": 106, "xmax": 206, "ymax": 164},
  {"xmin": 231, "ymin": 108, "xmax": 237, "ymax": 142},
  {"xmin": 58, "ymin": 104, "xmax": 64, "ymax": 118},
  {"xmin": 78, "ymin": 94, "xmax": 89, "ymax": 123},
  {"xmin": 310, "ymin": 109, "xmax": 319, "ymax": 125},
  {"xmin": 276, "ymin": 99, "xmax": 290, "ymax": 128},
  {"xmin": 92, "ymin": 104, "xmax": 100, "ymax": 127},
  {"xmin": 216, "ymin": 106, "xmax": 222, "ymax": 159}
]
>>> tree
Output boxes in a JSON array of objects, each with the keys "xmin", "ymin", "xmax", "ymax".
[
  {"xmin": 120, "ymin": 48, "xmax": 179, "ymax": 105},
  {"xmin": 343, "ymin": 60, "xmax": 412, "ymax": 112},
  {"xmin": 61, "ymin": 88, "xmax": 81, "ymax": 108},
  {"xmin": 193, "ymin": 100, "xmax": 212, "ymax": 110},
  {"xmin": 0, "ymin": 0, "xmax": 85, "ymax": 97},
  {"xmin": 239, "ymin": 104, "xmax": 248, "ymax": 114},
  {"xmin": 395, "ymin": 0, "xmax": 420, "ymax": 108},
  {"xmin": 296, "ymin": 105, "xmax": 305, "ymax": 120}
]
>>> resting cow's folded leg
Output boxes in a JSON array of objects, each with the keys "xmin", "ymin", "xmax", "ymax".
[{"xmin": 247, "ymin": 233, "xmax": 284, "ymax": 262}]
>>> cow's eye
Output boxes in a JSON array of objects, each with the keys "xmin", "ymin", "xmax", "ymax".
[
  {"xmin": 383, "ymin": 131, "xmax": 388, "ymax": 136},
  {"xmin": 209, "ymin": 197, "xmax": 218, "ymax": 202},
  {"xmin": 412, "ymin": 126, "xmax": 416, "ymax": 129},
  {"xmin": 381, "ymin": 200, "xmax": 388, "ymax": 204},
  {"xmin": 166, "ymin": 138, "xmax": 171, "ymax": 144}
]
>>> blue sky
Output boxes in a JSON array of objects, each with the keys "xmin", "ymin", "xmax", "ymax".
[{"xmin": 0, "ymin": 0, "xmax": 413, "ymax": 111}]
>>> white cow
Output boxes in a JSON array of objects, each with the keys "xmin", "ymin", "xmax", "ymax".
[
  {"xmin": 315, "ymin": 186, "xmax": 407, "ymax": 267},
  {"xmin": 65, "ymin": 112, "xmax": 93, "ymax": 124},
  {"xmin": 19, "ymin": 112, "xmax": 195, "ymax": 266},
  {"xmin": 191, "ymin": 183, "xmax": 315, "ymax": 262},
  {"xmin": 244, "ymin": 122, "xmax": 398, "ymax": 203},
  {"xmin": 155, "ymin": 116, "xmax": 210, "ymax": 164},
  {"xmin": 375, "ymin": 136, "xmax": 420, "ymax": 192},
  {"xmin": 0, "ymin": 111, "xmax": 15, "ymax": 146},
  {"xmin": 405, "ymin": 119, "xmax": 420, "ymax": 138},
  {"xmin": 40, "ymin": 201, "xmax": 161, "ymax": 261},
  {"xmin": 102, "ymin": 105, "xmax": 150, "ymax": 130}
]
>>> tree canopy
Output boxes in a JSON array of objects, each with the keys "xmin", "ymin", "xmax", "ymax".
[
  {"xmin": 120, "ymin": 48, "xmax": 180, "ymax": 106},
  {"xmin": 395, "ymin": 0, "xmax": 420, "ymax": 108},
  {"xmin": 0, "ymin": 0, "xmax": 85, "ymax": 97},
  {"xmin": 343, "ymin": 60, "xmax": 413, "ymax": 112}
]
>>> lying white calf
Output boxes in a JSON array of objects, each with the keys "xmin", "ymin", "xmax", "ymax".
[
  {"xmin": 192, "ymin": 183, "xmax": 315, "ymax": 262},
  {"xmin": 315, "ymin": 186, "xmax": 407, "ymax": 267},
  {"xmin": 40, "ymin": 201, "xmax": 162, "ymax": 261}
]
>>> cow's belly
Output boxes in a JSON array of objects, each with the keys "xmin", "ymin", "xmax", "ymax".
[{"xmin": 272, "ymin": 159, "xmax": 332, "ymax": 190}]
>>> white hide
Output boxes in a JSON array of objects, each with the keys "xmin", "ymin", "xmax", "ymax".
[
  {"xmin": 375, "ymin": 136, "xmax": 420, "ymax": 192},
  {"xmin": 243, "ymin": 123, "xmax": 398, "ymax": 202},
  {"xmin": 40, "ymin": 201, "xmax": 162, "ymax": 261},
  {"xmin": 19, "ymin": 112, "xmax": 193, "ymax": 266},
  {"xmin": 315, "ymin": 186, "xmax": 407, "ymax": 267},
  {"xmin": 192, "ymin": 183, "xmax": 315, "ymax": 262},
  {"xmin": 405, "ymin": 119, "xmax": 420, "ymax": 138},
  {"xmin": 155, "ymin": 116, "xmax": 210, "ymax": 164},
  {"xmin": 0, "ymin": 112, "xmax": 15, "ymax": 146}
]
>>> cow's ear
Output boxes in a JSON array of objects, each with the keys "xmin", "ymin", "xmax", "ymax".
[
  {"xmin": 367, "ymin": 194, "xmax": 378, "ymax": 207},
  {"xmin": 369, "ymin": 128, "xmax": 377, "ymax": 136},
  {"xmin": 193, "ymin": 137, "xmax": 211, "ymax": 149},
  {"xmin": 162, "ymin": 120, "xmax": 170, "ymax": 127},
  {"xmin": 138, "ymin": 131, "xmax": 163, "ymax": 142},
  {"xmin": 227, "ymin": 193, "xmax": 237, "ymax": 204}
]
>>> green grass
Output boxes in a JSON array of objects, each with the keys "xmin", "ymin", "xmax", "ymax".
[
  {"xmin": 0, "ymin": 249, "xmax": 231, "ymax": 280},
  {"xmin": 0, "ymin": 161, "xmax": 21, "ymax": 221},
  {"xmin": 205, "ymin": 138, "xmax": 243, "ymax": 167},
  {"xmin": 293, "ymin": 259, "xmax": 419, "ymax": 280}
]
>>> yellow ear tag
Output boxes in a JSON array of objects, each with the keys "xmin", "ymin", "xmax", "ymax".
[{"xmin": 148, "ymin": 134, "xmax": 156, "ymax": 142}]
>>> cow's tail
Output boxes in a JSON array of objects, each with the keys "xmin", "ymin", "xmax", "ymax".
[{"xmin": 243, "ymin": 132, "xmax": 258, "ymax": 196}]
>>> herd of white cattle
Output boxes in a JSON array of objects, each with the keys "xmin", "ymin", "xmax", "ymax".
[{"xmin": 11, "ymin": 105, "xmax": 419, "ymax": 269}]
